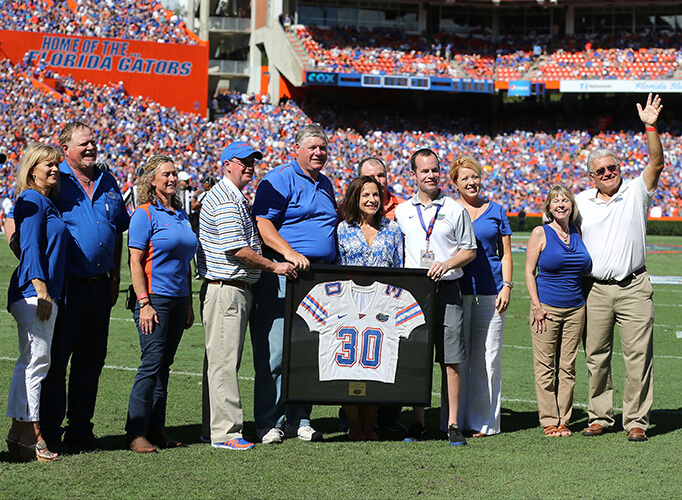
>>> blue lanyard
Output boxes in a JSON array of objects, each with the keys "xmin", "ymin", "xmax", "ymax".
[{"xmin": 416, "ymin": 204, "xmax": 441, "ymax": 242}]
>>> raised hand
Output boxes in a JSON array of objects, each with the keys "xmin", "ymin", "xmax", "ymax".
[{"xmin": 636, "ymin": 93, "xmax": 662, "ymax": 127}]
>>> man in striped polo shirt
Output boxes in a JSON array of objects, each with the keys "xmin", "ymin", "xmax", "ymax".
[{"xmin": 197, "ymin": 141, "xmax": 296, "ymax": 451}]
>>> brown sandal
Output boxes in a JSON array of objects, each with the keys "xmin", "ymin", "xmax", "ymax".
[
  {"xmin": 557, "ymin": 425, "xmax": 572, "ymax": 436},
  {"xmin": 18, "ymin": 440, "xmax": 61, "ymax": 462},
  {"xmin": 543, "ymin": 425, "xmax": 560, "ymax": 437}
]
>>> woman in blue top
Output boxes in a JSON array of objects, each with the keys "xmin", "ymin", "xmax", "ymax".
[
  {"xmin": 336, "ymin": 176, "xmax": 404, "ymax": 441},
  {"xmin": 126, "ymin": 155, "xmax": 198, "ymax": 453},
  {"xmin": 6, "ymin": 143, "xmax": 68, "ymax": 462},
  {"xmin": 525, "ymin": 185, "xmax": 591, "ymax": 437},
  {"xmin": 450, "ymin": 156, "xmax": 512, "ymax": 437}
]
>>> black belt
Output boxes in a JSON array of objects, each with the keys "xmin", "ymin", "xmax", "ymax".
[
  {"xmin": 205, "ymin": 279, "xmax": 252, "ymax": 289},
  {"xmin": 592, "ymin": 266, "xmax": 646, "ymax": 286},
  {"xmin": 70, "ymin": 274, "xmax": 109, "ymax": 283}
]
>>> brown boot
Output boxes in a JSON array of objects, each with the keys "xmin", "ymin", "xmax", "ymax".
[{"xmin": 128, "ymin": 435, "xmax": 157, "ymax": 453}]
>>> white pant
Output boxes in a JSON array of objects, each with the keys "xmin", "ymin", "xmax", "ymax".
[
  {"xmin": 442, "ymin": 295, "xmax": 505, "ymax": 434},
  {"xmin": 6, "ymin": 297, "xmax": 58, "ymax": 421}
]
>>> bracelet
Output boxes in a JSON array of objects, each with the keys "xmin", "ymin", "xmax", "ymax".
[
  {"xmin": 137, "ymin": 292, "xmax": 149, "ymax": 300},
  {"xmin": 502, "ymin": 280, "xmax": 514, "ymax": 289},
  {"xmin": 645, "ymin": 126, "xmax": 657, "ymax": 132}
]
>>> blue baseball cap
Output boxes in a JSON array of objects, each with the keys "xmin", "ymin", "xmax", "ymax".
[{"xmin": 221, "ymin": 141, "xmax": 263, "ymax": 163}]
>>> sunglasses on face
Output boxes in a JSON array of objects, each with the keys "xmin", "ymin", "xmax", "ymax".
[
  {"xmin": 230, "ymin": 157, "xmax": 256, "ymax": 168},
  {"xmin": 591, "ymin": 164, "xmax": 619, "ymax": 178}
]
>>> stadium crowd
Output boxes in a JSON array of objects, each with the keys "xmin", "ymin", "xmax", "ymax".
[
  {"xmin": 1, "ymin": 58, "xmax": 682, "ymax": 220},
  {"xmin": 295, "ymin": 26, "xmax": 682, "ymax": 81},
  {"xmin": 0, "ymin": 0, "xmax": 197, "ymax": 44}
]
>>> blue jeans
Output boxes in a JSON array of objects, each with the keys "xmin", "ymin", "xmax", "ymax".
[
  {"xmin": 126, "ymin": 294, "xmax": 188, "ymax": 435},
  {"xmin": 250, "ymin": 270, "xmax": 311, "ymax": 430},
  {"xmin": 40, "ymin": 277, "xmax": 112, "ymax": 440}
]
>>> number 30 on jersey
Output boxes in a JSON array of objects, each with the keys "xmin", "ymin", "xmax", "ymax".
[{"xmin": 335, "ymin": 327, "xmax": 383, "ymax": 369}]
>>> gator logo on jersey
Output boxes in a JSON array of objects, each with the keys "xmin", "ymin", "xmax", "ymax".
[{"xmin": 376, "ymin": 313, "xmax": 389, "ymax": 322}]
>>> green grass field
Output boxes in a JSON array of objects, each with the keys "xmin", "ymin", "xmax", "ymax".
[{"xmin": 1, "ymin": 235, "xmax": 681, "ymax": 499}]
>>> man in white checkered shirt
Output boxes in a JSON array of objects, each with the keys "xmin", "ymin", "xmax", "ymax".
[{"xmin": 197, "ymin": 141, "xmax": 296, "ymax": 451}]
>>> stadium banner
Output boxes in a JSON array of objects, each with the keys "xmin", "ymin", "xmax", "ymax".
[
  {"xmin": 282, "ymin": 265, "xmax": 435, "ymax": 406},
  {"xmin": 508, "ymin": 80, "xmax": 531, "ymax": 96},
  {"xmin": 304, "ymin": 70, "xmax": 494, "ymax": 93},
  {"xmin": 0, "ymin": 30, "xmax": 208, "ymax": 115},
  {"xmin": 560, "ymin": 79, "xmax": 682, "ymax": 93}
]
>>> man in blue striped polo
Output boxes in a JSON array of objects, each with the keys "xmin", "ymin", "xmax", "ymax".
[{"xmin": 197, "ymin": 141, "xmax": 296, "ymax": 450}]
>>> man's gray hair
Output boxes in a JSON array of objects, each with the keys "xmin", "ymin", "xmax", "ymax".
[
  {"xmin": 586, "ymin": 148, "xmax": 619, "ymax": 173},
  {"xmin": 295, "ymin": 124, "xmax": 328, "ymax": 147}
]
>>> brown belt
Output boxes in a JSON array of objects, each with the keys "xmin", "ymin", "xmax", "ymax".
[{"xmin": 205, "ymin": 279, "xmax": 252, "ymax": 289}]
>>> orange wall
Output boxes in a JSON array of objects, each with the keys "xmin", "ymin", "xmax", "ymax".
[
  {"xmin": 0, "ymin": 30, "xmax": 208, "ymax": 115},
  {"xmin": 255, "ymin": 0, "xmax": 268, "ymax": 30}
]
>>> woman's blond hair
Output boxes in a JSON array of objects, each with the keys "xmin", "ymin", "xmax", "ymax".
[
  {"xmin": 543, "ymin": 185, "xmax": 578, "ymax": 224},
  {"xmin": 16, "ymin": 142, "xmax": 63, "ymax": 198},
  {"xmin": 449, "ymin": 155, "xmax": 483, "ymax": 182},
  {"xmin": 137, "ymin": 154, "xmax": 181, "ymax": 209}
]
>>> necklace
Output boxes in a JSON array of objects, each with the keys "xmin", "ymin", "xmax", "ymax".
[
  {"xmin": 463, "ymin": 200, "xmax": 484, "ymax": 221},
  {"xmin": 72, "ymin": 169, "xmax": 94, "ymax": 187},
  {"xmin": 553, "ymin": 223, "xmax": 570, "ymax": 244}
]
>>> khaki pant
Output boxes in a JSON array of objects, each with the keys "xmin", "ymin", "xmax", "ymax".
[
  {"xmin": 202, "ymin": 282, "xmax": 252, "ymax": 442},
  {"xmin": 584, "ymin": 272, "xmax": 654, "ymax": 431},
  {"xmin": 531, "ymin": 303, "xmax": 585, "ymax": 428}
]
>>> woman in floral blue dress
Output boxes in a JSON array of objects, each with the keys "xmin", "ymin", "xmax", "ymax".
[
  {"xmin": 337, "ymin": 176, "xmax": 403, "ymax": 268},
  {"xmin": 336, "ymin": 175, "xmax": 404, "ymax": 440}
]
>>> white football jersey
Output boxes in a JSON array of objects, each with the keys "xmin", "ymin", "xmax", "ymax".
[{"xmin": 297, "ymin": 280, "xmax": 426, "ymax": 383}]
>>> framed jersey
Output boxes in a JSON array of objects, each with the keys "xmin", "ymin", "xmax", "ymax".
[{"xmin": 282, "ymin": 265, "xmax": 436, "ymax": 406}]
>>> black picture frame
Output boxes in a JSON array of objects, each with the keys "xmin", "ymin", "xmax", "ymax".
[{"xmin": 282, "ymin": 264, "xmax": 436, "ymax": 406}]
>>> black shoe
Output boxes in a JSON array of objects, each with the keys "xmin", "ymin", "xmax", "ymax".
[
  {"xmin": 379, "ymin": 419, "xmax": 407, "ymax": 434},
  {"xmin": 448, "ymin": 425, "xmax": 467, "ymax": 446},
  {"xmin": 404, "ymin": 422, "xmax": 427, "ymax": 442},
  {"xmin": 65, "ymin": 433, "xmax": 104, "ymax": 452},
  {"xmin": 338, "ymin": 408, "xmax": 349, "ymax": 433}
]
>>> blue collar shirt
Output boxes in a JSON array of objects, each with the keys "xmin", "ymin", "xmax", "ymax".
[
  {"xmin": 53, "ymin": 160, "xmax": 129, "ymax": 278},
  {"xmin": 252, "ymin": 159, "xmax": 337, "ymax": 262}
]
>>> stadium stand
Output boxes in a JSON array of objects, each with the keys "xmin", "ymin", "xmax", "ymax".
[
  {"xmin": 2, "ymin": 58, "xmax": 681, "ymax": 217},
  {"xmin": 0, "ymin": 0, "xmax": 198, "ymax": 44},
  {"xmin": 294, "ymin": 26, "xmax": 682, "ymax": 81}
]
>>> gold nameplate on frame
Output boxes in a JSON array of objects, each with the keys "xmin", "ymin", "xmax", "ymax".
[{"xmin": 349, "ymin": 382, "xmax": 366, "ymax": 396}]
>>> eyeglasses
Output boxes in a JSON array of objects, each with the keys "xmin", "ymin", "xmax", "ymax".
[
  {"xmin": 591, "ymin": 164, "xmax": 619, "ymax": 178},
  {"xmin": 230, "ymin": 157, "xmax": 257, "ymax": 168}
]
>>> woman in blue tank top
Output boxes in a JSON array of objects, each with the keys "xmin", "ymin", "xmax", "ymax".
[{"xmin": 525, "ymin": 185, "xmax": 591, "ymax": 437}]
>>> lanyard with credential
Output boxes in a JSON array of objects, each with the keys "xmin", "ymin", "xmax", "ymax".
[{"xmin": 416, "ymin": 203, "xmax": 441, "ymax": 252}]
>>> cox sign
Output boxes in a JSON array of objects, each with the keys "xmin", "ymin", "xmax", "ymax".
[{"xmin": 306, "ymin": 72, "xmax": 337, "ymax": 85}]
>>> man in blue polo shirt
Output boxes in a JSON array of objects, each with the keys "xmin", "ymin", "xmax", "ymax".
[
  {"xmin": 250, "ymin": 124, "xmax": 337, "ymax": 444},
  {"xmin": 40, "ymin": 122, "xmax": 129, "ymax": 453}
]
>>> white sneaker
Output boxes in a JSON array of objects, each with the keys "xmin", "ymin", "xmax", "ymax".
[
  {"xmin": 258, "ymin": 427, "xmax": 284, "ymax": 444},
  {"xmin": 285, "ymin": 424, "xmax": 323, "ymax": 442}
]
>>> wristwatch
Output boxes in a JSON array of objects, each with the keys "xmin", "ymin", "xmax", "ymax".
[{"xmin": 502, "ymin": 280, "xmax": 514, "ymax": 289}]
